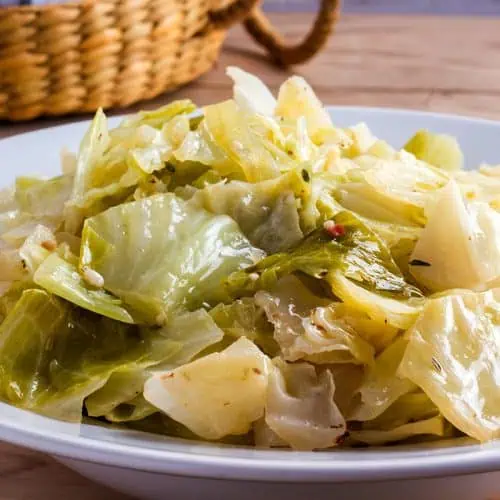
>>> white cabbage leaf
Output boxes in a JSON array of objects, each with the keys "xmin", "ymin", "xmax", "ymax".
[
  {"xmin": 144, "ymin": 337, "xmax": 271, "ymax": 440},
  {"xmin": 120, "ymin": 100, "xmax": 197, "ymax": 129},
  {"xmin": 399, "ymin": 289, "xmax": 500, "ymax": 441},
  {"xmin": 337, "ymin": 151, "xmax": 449, "ymax": 226},
  {"xmin": 33, "ymin": 252, "xmax": 135, "ymax": 324},
  {"xmin": 275, "ymin": 76, "xmax": 333, "ymax": 143},
  {"xmin": 361, "ymin": 391, "xmax": 439, "ymax": 431},
  {"xmin": 264, "ymin": 358, "xmax": 346, "ymax": 450},
  {"xmin": 329, "ymin": 271, "xmax": 423, "ymax": 330},
  {"xmin": 203, "ymin": 100, "xmax": 294, "ymax": 182},
  {"xmin": 226, "ymin": 66, "xmax": 276, "ymax": 116},
  {"xmin": 410, "ymin": 180, "xmax": 500, "ymax": 292},
  {"xmin": 15, "ymin": 175, "xmax": 73, "ymax": 219},
  {"xmin": 349, "ymin": 336, "xmax": 416, "ymax": 421},
  {"xmin": 255, "ymin": 276, "xmax": 375, "ymax": 365},
  {"xmin": 67, "ymin": 108, "xmax": 111, "ymax": 209},
  {"xmin": 253, "ymin": 418, "xmax": 287, "ymax": 448},
  {"xmin": 18, "ymin": 224, "xmax": 55, "ymax": 274},
  {"xmin": 342, "ymin": 123, "xmax": 378, "ymax": 158},
  {"xmin": 209, "ymin": 298, "xmax": 278, "ymax": 356},
  {"xmin": 0, "ymin": 289, "xmax": 178, "ymax": 422}
]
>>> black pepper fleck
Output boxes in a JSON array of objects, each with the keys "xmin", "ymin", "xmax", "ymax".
[
  {"xmin": 409, "ymin": 259, "xmax": 431, "ymax": 267},
  {"xmin": 432, "ymin": 357, "xmax": 442, "ymax": 373}
]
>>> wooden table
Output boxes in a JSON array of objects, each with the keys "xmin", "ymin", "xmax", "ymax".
[
  {"xmin": 0, "ymin": 12, "xmax": 499, "ymax": 500},
  {"xmin": 2, "ymin": 13, "xmax": 500, "ymax": 140}
]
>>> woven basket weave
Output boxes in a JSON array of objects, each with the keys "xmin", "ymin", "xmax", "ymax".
[{"xmin": 0, "ymin": 0, "xmax": 340, "ymax": 121}]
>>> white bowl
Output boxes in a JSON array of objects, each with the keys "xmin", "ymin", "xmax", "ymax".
[{"xmin": 0, "ymin": 107, "xmax": 499, "ymax": 500}]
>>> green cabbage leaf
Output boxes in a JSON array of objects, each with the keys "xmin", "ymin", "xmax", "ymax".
[{"xmin": 81, "ymin": 193, "xmax": 264, "ymax": 323}]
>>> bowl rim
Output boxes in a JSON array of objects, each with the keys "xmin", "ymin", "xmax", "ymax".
[
  {"xmin": 0, "ymin": 405, "xmax": 498, "ymax": 482},
  {"xmin": 0, "ymin": 106, "xmax": 499, "ymax": 483}
]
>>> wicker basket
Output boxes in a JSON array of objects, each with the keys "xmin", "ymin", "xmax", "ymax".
[{"xmin": 0, "ymin": 0, "xmax": 340, "ymax": 121}]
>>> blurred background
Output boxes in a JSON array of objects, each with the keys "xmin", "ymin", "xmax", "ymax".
[
  {"xmin": 2, "ymin": 0, "xmax": 500, "ymax": 13},
  {"xmin": 264, "ymin": 0, "xmax": 500, "ymax": 14},
  {"xmin": 2, "ymin": 0, "xmax": 500, "ymax": 133}
]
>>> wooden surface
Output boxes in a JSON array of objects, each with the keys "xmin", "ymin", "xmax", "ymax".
[
  {"xmin": 0, "ymin": 12, "xmax": 499, "ymax": 500},
  {"xmin": 2, "ymin": 13, "xmax": 500, "ymax": 140}
]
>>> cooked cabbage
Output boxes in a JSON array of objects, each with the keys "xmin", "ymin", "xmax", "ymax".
[
  {"xmin": 275, "ymin": 76, "xmax": 333, "ymax": 143},
  {"xmin": 144, "ymin": 337, "xmax": 271, "ymax": 440},
  {"xmin": 410, "ymin": 180, "xmax": 500, "ymax": 292},
  {"xmin": 0, "ymin": 66, "xmax": 498, "ymax": 450},
  {"xmin": 0, "ymin": 290, "xmax": 178, "ymax": 422},
  {"xmin": 227, "ymin": 211, "xmax": 423, "ymax": 318},
  {"xmin": 349, "ymin": 336, "xmax": 416, "ymax": 421},
  {"xmin": 255, "ymin": 276, "xmax": 375, "ymax": 365},
  {"xmin": 85, "ymin": 309, "xmax": 223, "ymax": 419},
  {"xmin": 404, "ymin": 129, "xmax": 463, "ymax": 172},
  {"xmin": 209, "ymin": 298, "xmax": 278, "ymax": 355},
  {"xmin": 337, "ymin": 151, "xmax": 448, "ymax": 226},
  {"xmin": 188, "ymin": 171, "xmax": 307, "ymax": 253},
  {"xmin": 203, "ymin": 100, "xmax": 291, "ymax": 182},
  {"xmin": 264, "ymin": 358, "xmax": 346, "ymax": 450},
  {"xmin": 400, "ymin": 289, "xmax": 500, "ymax": 441},
  {"xmin": 226, "ymin": 66, "xmax": 276, "ymax": 116},
  {"xmin": 34, "ymin": 252, "xmax": 135, "ymax": 324},
  {"xmin": 350, "ymin": 416, "xmax": 447, "ymax": 445},
  {"xmin": 15, "ymin": 175, "xmax": 73, "ymax": 219},
  {"xmin": 80, "ymin": 193, "xmax": 263, "ymax": 323}
]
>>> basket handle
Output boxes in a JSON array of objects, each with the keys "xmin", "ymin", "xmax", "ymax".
[{"xmin": 210, "ymin": 0, "xmax": 341, "ymax": 66}]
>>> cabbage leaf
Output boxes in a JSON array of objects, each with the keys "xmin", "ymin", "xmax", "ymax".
[
  {"xmin": 144, "ymin": 337, "xmax": 271, "ymax": 440},
  {"xmin": 81, "ymin": 193, "xmax": 264, "ymax": 324},
  {"xmin": 15, "ymin": 175, "xmax": 73, "ymax": 218},
  {"xmin": 275, "ymin": 76, "xmax": 333, "ymax": 144},
  {"xmin": 203, "ymin": 100, "xmax": 292, "ymax": 182},
  {"xmin": 255, "ymin": 276, "xmax": 375, "ymax": 365},
  {"xmin": 0, "ymin": 290, "xmax": 178, "ymax": 422},
  {"xmin": 349, "ymin": 336, "xmax": 416, "ymax": 421},
  {"xmin": 121, "ymin": 100, "xmax": 196, "ymax": 129},
  {"xmin": 226, "ymin": 66, "xmax": 276, "ymax": 116},
  {"xmin": 400, "ymin": 289, "xmax": 500, "ymax": 441},
  {"xmin": 188, "ymin": 171, "xmax": 307, "ymax": 253},
  {"xmin": 264, "ymin": 358, "xmax": 346, "ymax": 450},
  {"xmin": 350, "ymin": 416, "xmax": 446, "ymax": 445},
  {"xmin": 209, "ymin": 298, "xmax": 278, "ymax": 356},
  {"xmin": 227, "ymin": 211, "xmax": 422, "ymax": 304},
  {"xmin": 33, "ymin": 252, "xmax": 135, "ymax": 324},
  {"xmin": 404, "ymin": 129, "xmax": 463, "ymax": 172},
  {"xmin": 85, "ymin": 309, "xmax": 223, "ymax": 419},
  {"xmin": 410, "ymin": 180, "xmax": 500, "ymax": 292},
  {"xmin": 336, "ymin": 151, "xmax": 448, "ymax": 226}
]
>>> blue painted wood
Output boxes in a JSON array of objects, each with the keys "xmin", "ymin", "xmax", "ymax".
[
  {"xmin": 1, "ymin": 0, "xmax": 499, "ymax": 13},
  {"xmin": 263, "ymin": 0, "xmax": 500, "ymax": 15}
]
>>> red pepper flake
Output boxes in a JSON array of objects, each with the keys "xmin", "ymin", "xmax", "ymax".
[{"xmin": 324, "ymin": 220, "xmax": 345, "ymax": 238}]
